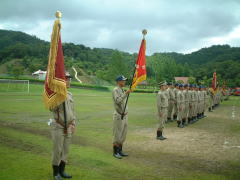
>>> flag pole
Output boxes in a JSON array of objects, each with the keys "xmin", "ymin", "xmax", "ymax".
[
  {"xmin": 55, "ymin": 11, "xmax": 67, "ymax": 134},
  {"xmin": 121, "ymin": 29, "xmax": 147, "ymax": 120}
]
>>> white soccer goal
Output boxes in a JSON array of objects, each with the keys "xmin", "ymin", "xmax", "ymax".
[{"xmin": 0, "ymin": 79, "xmax": 30, "ymax": 93}]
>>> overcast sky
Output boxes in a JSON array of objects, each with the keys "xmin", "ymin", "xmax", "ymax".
[{"xmin": 0, "ymin": 0, "xmax": 240, "ymax": 54}]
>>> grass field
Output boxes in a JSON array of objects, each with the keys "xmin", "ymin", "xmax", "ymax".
[{"xmin": 0, "ymin": 84, "xmax": 240, "ymax": 180}]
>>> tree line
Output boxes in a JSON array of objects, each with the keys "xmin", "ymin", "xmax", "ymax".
[{"xmin": 0, "ymin": 29, "xmax": 239, "ymax": 87}]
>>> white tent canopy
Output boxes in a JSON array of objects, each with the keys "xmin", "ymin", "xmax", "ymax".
[{"xmin": 32, "ymin": 70, "xmax": 47, "ymax": 80}]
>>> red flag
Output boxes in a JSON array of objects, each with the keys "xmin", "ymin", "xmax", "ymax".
[
  {"xmin": 131, "ymin": 39, "xmax": 147, "ymax": 90},
  {"xmin": 43, "ymin": 19, "xmax": 67, "ymax": 110},
  {"xmin": 212, "ymin": 71, "xmax": 217, "ymax": 91}
]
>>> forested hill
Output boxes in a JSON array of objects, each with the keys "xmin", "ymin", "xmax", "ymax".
[
  {"xmin": 155, "ymin": 45, "xmax": 240, "ymax": 65},
  {"xmin": 0, "ymin": 29, "xmax": 240, "ymax": 87}
]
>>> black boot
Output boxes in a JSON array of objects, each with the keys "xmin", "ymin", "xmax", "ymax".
[
  {"xmin": 173, "ymin": 115, "xmax": 177, "ymax": 121},
  {"xmin": 156, "ymin": 131, "xmax": 167, "ymax": 140},
  {"xmin": 182, "ymin": 119, "xmax": 186, "ymax": 126},
  {"xmin": 197, "ymin": 113, "xmax": 200, "ymax": 119},
  {"xmin": 177, "ymin": 121, "xmax": 184, "ymax": 128},
  {"xmin": 119, "ymin": 144, "xmax": 128, "ymax": 157},
  {"xmin": 59, "ymin": 161, "xmax": 72, "ymax": 179},
  {"xmin": 113, "ymin": 145, "xmax": 122, "ymax": 159},
  {"xmin": 52, "ymin": 165, "xmax": 62, "ymax": 180}
]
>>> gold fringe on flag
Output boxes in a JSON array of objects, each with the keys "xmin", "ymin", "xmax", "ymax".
[{"xmin": 43, "ymin": 12, "xmax": 67, "ymax": 110}]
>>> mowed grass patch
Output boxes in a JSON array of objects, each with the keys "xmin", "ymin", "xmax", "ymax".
[{"xmin": 0, "ymin": 84, "xmax": 240, "ymax": 179}]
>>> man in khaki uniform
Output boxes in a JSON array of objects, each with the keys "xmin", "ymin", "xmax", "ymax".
[
  {"xmin": 173, "ymin": 84, "xmax": 179, "ymax": 121},
  {"xmin": 208, "ymin": 87, "xmax": 214, "ymax": 112},
  {"xmin": 50, "ymin": 72, "xmax": 76, "ymax": 180},
  {"xmin": 188, "ymin": 84, "xmax": 194, "ymax": 124},
  {"xmin": 194, "ymin": 85, "xmax": 199, "ymax": 121},
  {"xmin": 203, "ymin": 86, "xmax": 209, "ymax": 116},
  {"xmin": 198, "ymin": 86, "xmax": 205, "ymax": 119},
  {"xmin": 112, "ymin": 75, "xmax": 131, "ymax": 159},
  {"xmin": 197, "ymin": 85, "xmax": 202, "ymax": 119},
  {"xmin": 156, "ymin": 81, "xmax": 168, "ymax": 140},
  {"xmin": 166, "ymin": 82, "xmax": 175, "ymax": 122},
  {"xmin": 182, "ymin": 84, "xmax": 190, "ymax": 126},
  {"xmin": 176, "ymin": 84, "xmax": 185, "ymax": 128}
]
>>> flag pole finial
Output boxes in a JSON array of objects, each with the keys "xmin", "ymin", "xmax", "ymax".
[
  {"xmin": 55, "ymin": 11, "xmax": 62, "ymax": 19},
  {"xmin": 142, "ymin": 29, "xmax": 147, "ymax": 38}
]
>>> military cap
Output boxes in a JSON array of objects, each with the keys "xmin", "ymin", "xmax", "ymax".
[
  {"xmin": 116, "ymin": 75, "xmax": 128, "ymax": 81},
  {"xmin": 189, "ymin": 84, "xmax": 193, "ymax": 87},
  {"xmin": 184, "ymin": 84, "xmax": 189, "ymax": 87},
  {"xmin": 158, "ymin": 81, "xmax": 167, "ymax": 86},
  {"xmin": 179, "ymin": 84, "xmax": 183, "ymax": 87},
  {"xmin": 174, "ymin": 83, "xmax": 179, "ymax": 87}
]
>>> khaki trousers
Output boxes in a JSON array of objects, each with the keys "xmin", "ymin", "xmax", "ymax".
[
  {"xmin": 183, "ymin": 102, "xmax": 189, "ymax": 119},
  {"xmin": 51, "ymin": 122, "xmax": 72, "ymax": 166},
  {"xmin": 177, "ymin": 103, "xmax": 184, "ymax": 122},
  {"xmin": 113, "ymin": 113, "xmax": 128, "ymax": 145},
  {"xmin": 173, "ymin": 102, "xmax": 178, "ymax": 116},
  {"xmin": 193, "ymin": 101, "xmax": 198, "ymax": 116},
  {"xmin": 167, "ymin": 100, "xmax": 174, "ymax": 119},
  {"xmin": 157, "ymin": 107, "xmax": 167, "ymax": 131},
  {"xmin": 189, "ymin": 102, "xmax": 194, "ymax": 118}
]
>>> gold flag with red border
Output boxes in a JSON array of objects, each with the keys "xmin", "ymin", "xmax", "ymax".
[{"xmin": 43, "ymin": 19, "xmax": 67, "ymax": 110}]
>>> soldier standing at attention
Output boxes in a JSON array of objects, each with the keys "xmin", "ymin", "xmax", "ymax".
[
  {"xmin": 50, "ymin": 72, "xmax": 76, "ymax": 180},
  {"xmin": 208, "ymin": 86, "xmax": 214, "ymax": 112},
  {"xmin": 182, "ymin": 84, "xmax": 190, "ymax": 126},
  {"xmin": 112, "ymin": 75, "xmax": 131, "ymax": 159},
  {"xmin": 188, "ymin": 84, "xmax": 194, "ymax": 124},
  {"xmin": 204, "ymin": 86, "xmax": 209, "ymax": 116},
  {"xmin": 173, "ymin": 84, "xmax": 179, "ymax": 121},
  {"xmin": 156, "ymin": 81, "xmax": 168, "ymax": 140},
  {"xmin": 167, "ymin": 82, "xmax": 175, "ymax": 122},
  {"xmin": 199, "ymin": 86, "xmax": 205, "ymax": 119},
  {"xmin": 193, "ymin": 85, "xmax": 198, "ymax": 122},
  {"xmin": 197, "ymin": 85, "xmax": 202, "ymax": 119},
  {"xmin": 176, "ymin": 84, "xmax": 185, "ymax": 128}
]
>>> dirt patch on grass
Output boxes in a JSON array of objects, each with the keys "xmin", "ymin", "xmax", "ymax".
[
  {"xmin": 125, "ymin": 105, "xmax": 240, "ymax": 178},
  {"xmin": 0, "ymin": 121, "xmax": 105, "ymax": 150},
  {"xmin": 0, "ymin": 133, "xmax": 46, "ymax": 154}
]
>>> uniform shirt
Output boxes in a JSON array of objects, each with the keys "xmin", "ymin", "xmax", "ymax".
[
  {"xmin": 176, "ymin": 90, "xmax": 184, "ymax": 108},
  {"xmin": 167, "ymin": 88, "xmax": 175, "ymax": 101},
  {"xmin": 112, "ymin": 86, "xmax": 128, "ymax": 115},
  {"xmin": 183, "ymin": 90, "xmax": 189, "ymax": 103},
  {"xmin": 51, "ymin": 91, "xmax": 76, "ymax": 126},
  {"xmin": 197, "ymin": 90, "xmax": 201, "ymax": 102},
  {"xmin": 188, "ymin": 90, "xmax": 194, "ymax": 102},
  {"xmin": 203, "ymin": 90, "xmax": 209, "ymax": 100},
  {"xmin": 173, "ymin": 88, "xmax": 179, "ymax": 102},
  {"xmin": 200, "ymin": 91, "xmax": 205, "ymax": 101},
  {"xmin": 157, "ymin": 90, "xmax": 169, "ymax": 109},
  {"xmin": 194, "ymin": 90, "xmax": 198, "ymax": 102}
]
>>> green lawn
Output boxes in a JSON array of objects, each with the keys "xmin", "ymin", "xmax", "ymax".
[{"xmin": 0, "ymin": 84, "xmax": 240, "ymax": 180}]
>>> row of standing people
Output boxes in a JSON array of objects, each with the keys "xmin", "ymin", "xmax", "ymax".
[{"xmin": 156, "ymin": 82, "xmax": 226, "ymax": 140}]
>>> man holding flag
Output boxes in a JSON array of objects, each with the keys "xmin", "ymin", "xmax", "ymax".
[
  {"xmin": 43, "ymin": 11, "xmax": 75, "ymax": 180},
  {"xmin": 112, "ymin": 30, "xmax": 147, "ymax": 159}
]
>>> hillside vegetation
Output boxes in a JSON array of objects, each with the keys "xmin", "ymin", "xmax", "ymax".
[{"xmin": 0, "ymin": 29, "xmax": 240, "ymax": 87}]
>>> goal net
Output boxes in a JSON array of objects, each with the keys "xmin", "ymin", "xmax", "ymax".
[{"xmin": 0, "ymin": 79, "xmax": 29, "ymax": 93}]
